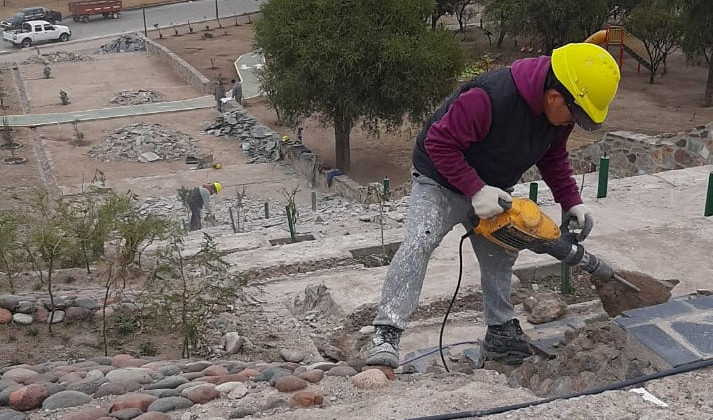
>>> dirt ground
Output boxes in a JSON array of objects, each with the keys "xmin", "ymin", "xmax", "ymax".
[{"xmin": 1, "ymin": 17, "xmax": 713, "ymax": 420}]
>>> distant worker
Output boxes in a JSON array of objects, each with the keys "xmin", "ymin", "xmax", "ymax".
[
  {"xmin": 187, "ymin": 182, "xmax": 222, "ymax": 231},
  {"xmin": 231, "ymin": 78, "xmax": 243, "ymax": 106},
  {"xmin": 214, "ymin": 81, "xmax": 226, "ymax": 112}
]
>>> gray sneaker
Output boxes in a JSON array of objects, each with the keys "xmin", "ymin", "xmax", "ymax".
[
  {"xmin": 365, "ymin": 325, "xmax": 402, "ymax": 368},
  {"xmin": 482, "ymin": 318, "xmax": 533, "ymax": 365}
]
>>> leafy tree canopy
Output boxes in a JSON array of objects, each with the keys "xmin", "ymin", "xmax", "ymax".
[{"xmin": 253, "ymin": 0, "xmax": 465, "ymax": 170}]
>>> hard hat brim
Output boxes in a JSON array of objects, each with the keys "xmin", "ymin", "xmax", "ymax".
[{"xmin": 566, "ymin": 100, "xmax": 601, "ymax": 131}]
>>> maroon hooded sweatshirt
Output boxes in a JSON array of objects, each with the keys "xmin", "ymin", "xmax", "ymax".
[{"xmin": 412, "ymin": 56, "xmax": 582, "ymax": 211}]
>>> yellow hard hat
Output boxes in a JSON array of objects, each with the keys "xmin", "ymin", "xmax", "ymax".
[
  {"xmin": 213, "ymin": 182, "xmax": 222, "ymax": 193},
  {"xmin": 214, "ymin": 163, "xmax": 222, "ymax": 169},
  {"xmin": 282, "ymin": 135, "xmax": 290, "ymax": 143},
  {"xmin": 551, "ymin": 43, "xmax": 620, "ymax": 126}
]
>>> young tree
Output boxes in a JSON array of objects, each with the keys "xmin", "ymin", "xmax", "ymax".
[
  {"xmin": 22, "ymin": 191, "xmax": 71, "ymax": 334},
  {"xmin": 431, "ymin": 0, "xmax": 457, "ymax": 30},
  {"xmin": 680, "ymin": 0, "xmax": 713, "ymax": 106},
  {"xmin": 253, "ymin": 0, "xmax": 465, "ymax": 172},
  {"xmin": 453, "ymin": 0, "xmax": 477, "ymax": 34},
  {"xmin": 625, "ymin": 0, "xmax": 684, "ymax": 83},
  {"xmin": 482, "ymin": 0, "xmax": 514, "ymax": 49},
  {"xmin": 0, "ymin": 211, "xmax": 22, "ymax": 293}
]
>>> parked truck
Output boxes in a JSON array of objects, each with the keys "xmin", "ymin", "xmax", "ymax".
[
  {"xmin": 68, "ymin": 0, "xmax": 122, "ymax": 22},
  {"xmin": 3, "ymin": 20, "xmax": 71, "ymax": 48}
]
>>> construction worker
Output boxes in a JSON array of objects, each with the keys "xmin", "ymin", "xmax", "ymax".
[
  {"xmin": 231, "ymin": 78, "xmax": 243, "ymax": 106},
  {"xmin": 366, "ymin": 43, "xmax": 620, "ymax": 368},
  {"xmin": 214, "ymin": 81, "xmax": 226, "ymax": 112},
  {"xmin": 187, "ymin": 182, "xmax": 222, "ymax": 231}
]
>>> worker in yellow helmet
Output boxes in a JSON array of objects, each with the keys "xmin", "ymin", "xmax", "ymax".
[
  {"xmin": 366, "ymin": 43, "xmax": 620, "ymax": 369},
  {"xmin": 187, "ymin": 182, "xmax": 221, "ymax": 231}
]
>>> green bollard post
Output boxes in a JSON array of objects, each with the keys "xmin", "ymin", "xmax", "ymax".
[
  {"xmin": 383, "ymin": 176, "xmax": 390, "ymax": 201},
  {"xmin": 264, "ymin": 202, "xmax": 269, "ymax": 219},
  {"xmin": 286, "ymin": 205, "xmax": 296, "ymax": 243},
  {"xmin": 597, "ymin": 156, "xmax": 610, "ymax": 199},
  {"xmin": 311, "ymin": 191, "xmax": 317, "ymax": 211},
  {"xmin": 705, "ymin": 172, "xmax": 713, "ymax": 217},
  {"xmin": 560, "ymin": 208, "xmax": 571, "ymax": 294},
  {"xmin": 529, "ymin": 182, "xmax": 538, "ymax": 203}
]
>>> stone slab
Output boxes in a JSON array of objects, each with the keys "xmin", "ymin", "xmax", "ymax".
[
  {"xmin": 685, "ymin": 295, "xmax": 713, "ymax": 310},
  {"xmin": 671, "ymin": 321, "xmax": 713, "ymax": 355},
  {"xmin": 615, "ymin": 300, "xmax": 693, "ymax": 328},
  {"xmin": 627, "ymin": 324, "xmax": 700, "ymax": 367}
]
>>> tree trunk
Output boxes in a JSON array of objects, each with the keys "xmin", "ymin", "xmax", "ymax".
[
  {"xmin": 496, "ymin": 12, "xmax": 506, "ymax": 49},
  {"xmin": 705, "ymin": 59, "xmax": 713, "ymax": 107},
  {"xmin": 496, "ymin": 29, "xmax": 505, "ymax": 49},
  {"xmin": 333, "ymin": 118, "xmax": 352, "ymax": 172}
]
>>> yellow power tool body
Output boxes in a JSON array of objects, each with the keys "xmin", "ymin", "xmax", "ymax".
[
  {"xmin": 474, "ymin": 198, "xmax": 639, "ymax": 291},
  {"xmin": 474, "ymin": 197, "xmax": 560, "ymax": 252}
]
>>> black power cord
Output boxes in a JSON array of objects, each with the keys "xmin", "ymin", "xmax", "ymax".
[
  {"xmin": 406, "ymin": 357, "xmax": 713, "ymax": 420},
  {"xmin": 438, "ymin": 231, "xmax": 475, "ymax": 372}
]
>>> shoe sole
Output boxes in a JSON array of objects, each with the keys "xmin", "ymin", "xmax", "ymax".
[
  {"xmin": 365, "ymin": 352, "xmax": 399, "ymax": 368},
  {"xmin": 482, "ymin": 349, "xmax": 532, "ymax": 366}
]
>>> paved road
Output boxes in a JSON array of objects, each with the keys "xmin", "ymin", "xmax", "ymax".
[{"xmin": 1, "ymin": 0, "xmax": 264, "ymax": 53}]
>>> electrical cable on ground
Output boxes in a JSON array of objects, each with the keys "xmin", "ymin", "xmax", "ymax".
[
  {"xmin": 405, "ymin": 357, "xmax": 713, "ymax": 420},
  {"xmin": 438, "ymin": 231, "xmax": 475, "ymax": 372},
  {"xmin": 399, "ymin": 341, "xmax": 479, "ymax": 367}
]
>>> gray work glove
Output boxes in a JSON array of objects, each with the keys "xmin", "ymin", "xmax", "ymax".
[
  {"xmin": 471, "ymin": 186, "xmax": 512, "ymax": 219},
  {"xmin": 567, "ymin": 204, "xmax": 594, "ymax": 241}
]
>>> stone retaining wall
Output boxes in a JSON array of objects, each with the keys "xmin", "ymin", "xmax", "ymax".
[
  {"xmin": 570, "ymin": 123, "xmax": 713, "ymax": 178},
  {"xmin": 279, "ymin": 143, "xmax": 370, "ymax": 203},
  {"xmin": 142, "ymin": 35, "xmax": 211, "ymax": 96},
  {"xmin": 523, "ymin": 123, "xmax": 712, "ymax": 182}
]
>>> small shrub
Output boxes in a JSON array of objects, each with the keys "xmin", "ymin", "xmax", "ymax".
[
  {"xmin": 139, "ymin": 340, "xmax": 157, "ymax": 356},
  {"xmin": 114, "ymin": 314, "xmax": 137, "ymax": 336}
]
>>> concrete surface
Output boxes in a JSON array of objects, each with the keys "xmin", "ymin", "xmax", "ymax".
[
  {"xmin": 180, "ymin": 162, "xmax": 713, "ymax": 366},
  {"xmin": 3, "ymin": 95, "xmax": 215, "ymax": 127}
]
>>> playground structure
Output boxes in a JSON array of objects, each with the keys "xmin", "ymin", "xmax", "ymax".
[{"xmin": 585, "ymin": 26, "xmax": 652, "ymax": 73}]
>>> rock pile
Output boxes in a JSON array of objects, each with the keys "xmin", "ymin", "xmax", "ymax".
[
  {"xmin": 21, "ymin": 51, "xmax": 92, "ymax": 64},
  {"xmin": 201, "ymin": 109, "xmax": 283, "ymax": 163},
  {"xmin": 110, "ymin": 89, "xmax": 164, "ymax": 106},
  {"xmin": 0, "ymin": 353, "xmax": 394, "ymax": 419},
  {"xmin": 100, "ymin": 34, "xmax": 146, "ymax": 53},
  {"xmin": 87, "ymin": 123, "xmax": 199, "ymax": 162},
  {"xmin": 0, "ymin": 291, "xmax": 141, "ymax": 327}
]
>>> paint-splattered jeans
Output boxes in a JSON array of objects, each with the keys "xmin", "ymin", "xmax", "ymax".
[{"xmin": 372, "ymin": 170, "xmax": 518, "ymax": 330}]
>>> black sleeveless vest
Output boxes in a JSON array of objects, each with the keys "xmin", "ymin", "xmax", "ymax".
[{"xmin": 412, "ymin": 69, "xmax": 569, "ymax": 194}]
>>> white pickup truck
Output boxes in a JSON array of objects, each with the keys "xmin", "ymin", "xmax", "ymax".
[{"xmin": 2, "ymin": 20, "xmax": 71, "ymax": 48}]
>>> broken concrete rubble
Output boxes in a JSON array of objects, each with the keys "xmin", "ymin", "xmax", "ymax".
[
  {"xmin": 86, "ymin": 122, "xmax": 199, "ymax": 162},
  {"xmin": 201, "ymin": 109, "xmax": 287, "ymax": 164},
  {"xmin": 110, "ymin": 89, "xmax": 164, "ymax": 106},
  {"xmin": 100, "ymin": 33, "xmax": 147, "ymax": 53},
  {"xmin": 21, "ymin": 51, "xmax": 92, "ymax": 65}
]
